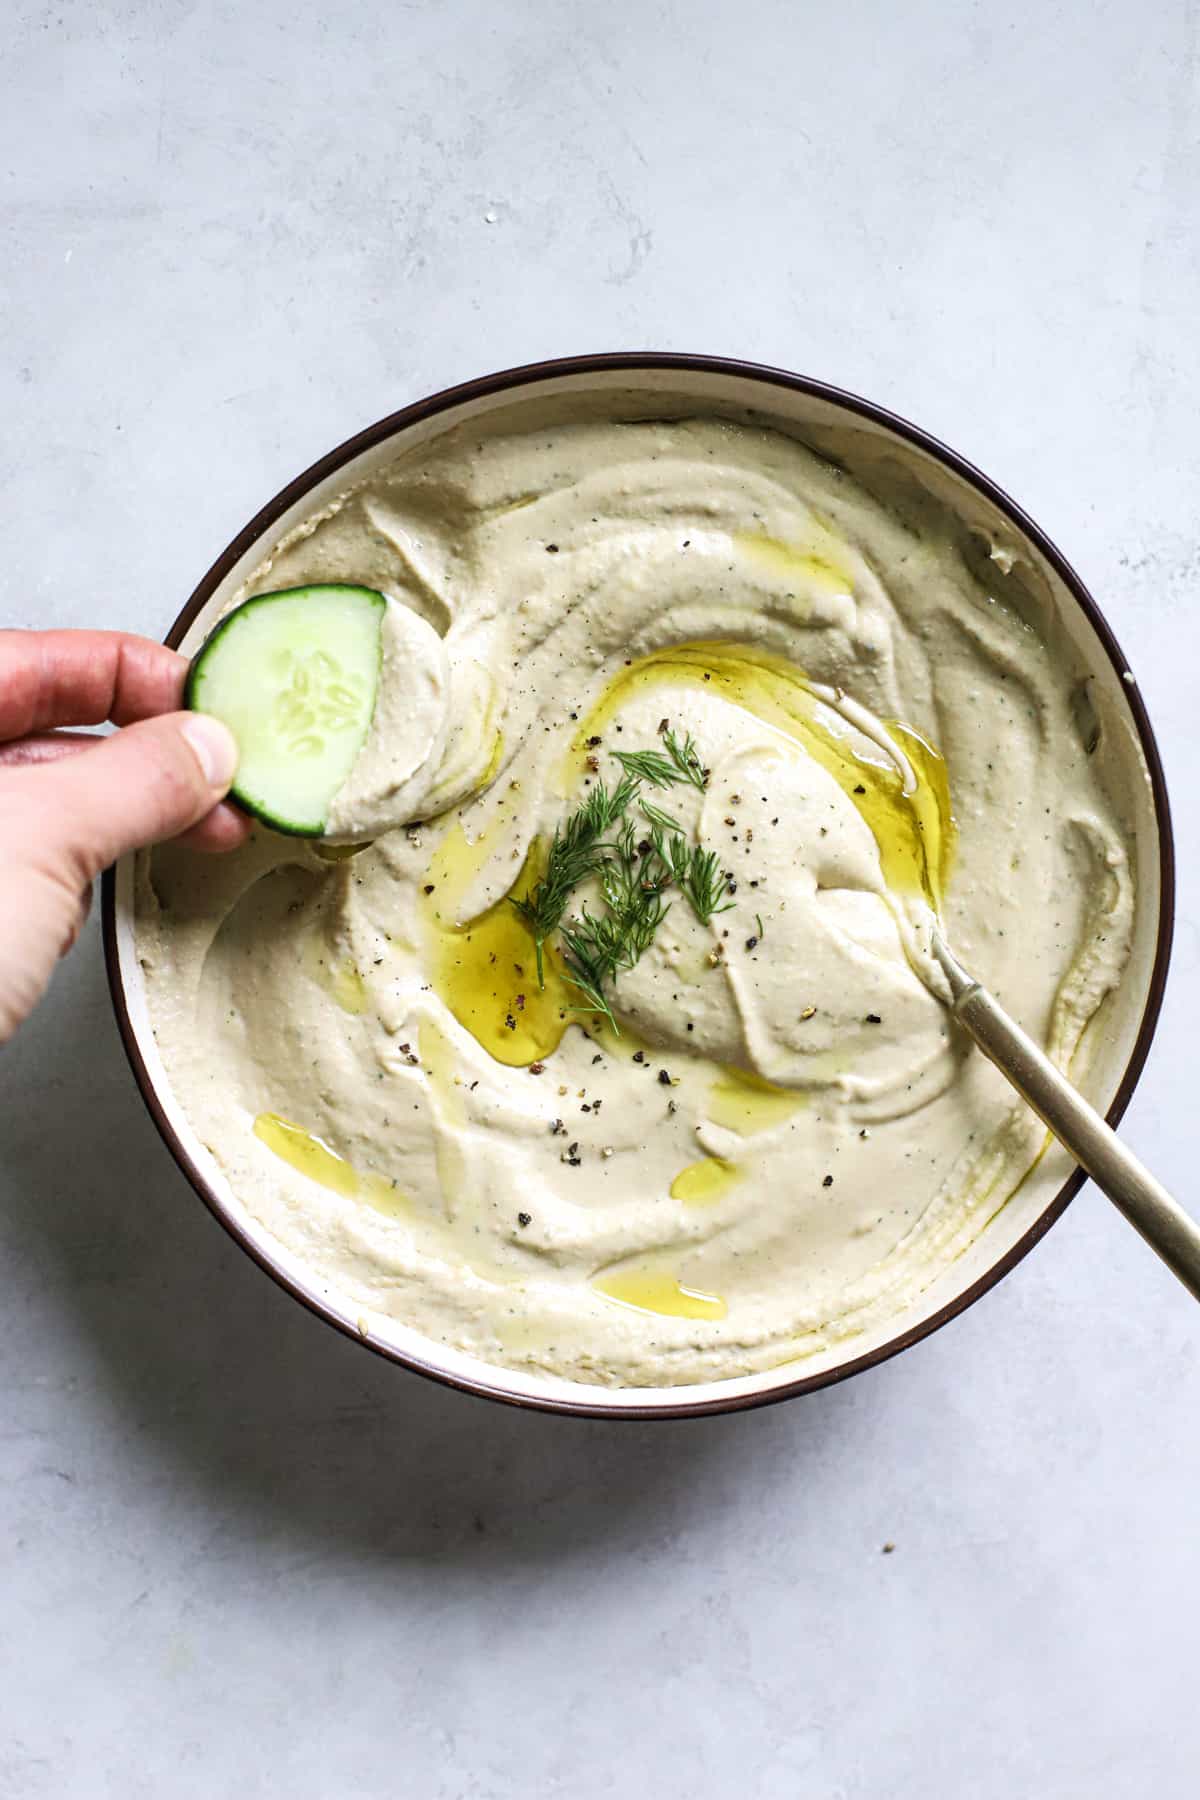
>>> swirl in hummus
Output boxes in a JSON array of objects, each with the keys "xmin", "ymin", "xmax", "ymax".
[{"xmin": 137, "ymin": 415, "xmax": 1138, "ymax": 1386}]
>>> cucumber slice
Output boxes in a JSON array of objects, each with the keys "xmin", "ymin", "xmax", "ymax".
[{"xmin": 185, "ymin": 585, "xmax": 386, "ymax": 836}]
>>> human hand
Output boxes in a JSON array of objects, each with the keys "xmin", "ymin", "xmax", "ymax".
[{"xmin": 0, "ymin": 630, "xmax": 251, "ymax": 1042}]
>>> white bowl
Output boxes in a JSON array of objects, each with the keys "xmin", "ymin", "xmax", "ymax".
[{"xmin": 103, "ymin": 354, "xmax": 1174, "ymax": 1418}]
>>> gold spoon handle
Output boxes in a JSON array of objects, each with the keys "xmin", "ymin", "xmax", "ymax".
[{"xmin": 932, "ymin": 935, "xmax": 1200, "ymax": 1303}]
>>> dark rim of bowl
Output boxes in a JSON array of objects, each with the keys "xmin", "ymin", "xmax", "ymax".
[{"xmin": 101, "ymin": 351, "xmax": 1176, "ymax": 1421}]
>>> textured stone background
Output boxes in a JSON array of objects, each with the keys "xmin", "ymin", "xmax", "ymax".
[{"xmin": 3, "ymin": 2, "xmax": 1198, "ymax": 1794}]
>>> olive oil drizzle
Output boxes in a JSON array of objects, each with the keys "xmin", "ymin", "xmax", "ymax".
[
  {"xmin": 425, "ymin": 826, "xmax": 573, "ymax": 1066},
  {"xmin": 303, "ymin": 932, "xmax": 368, "ymax": 1016},
  {"xmin": 575, "ymin": 640, "xmax": 954, "ymax": 908},
  {"xmin": 593, "ymin": 1266, "xmax": 728, "ymax": 1321},
  {"xmin": 253, "ymin": 1113, "xmax": 407, "ymax": 1217},
  {"xmin": 669, "ymin": 1156, "xmax": 743, "ymax": 1205},
  {"xmin": 706, "ymin": 1067, "xmax": 806, "ymax": 1134}
]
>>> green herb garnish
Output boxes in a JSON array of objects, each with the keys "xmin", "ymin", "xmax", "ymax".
[
  {"xmin": 559, "ymin": 864, "xmax": 671, "ymax": 1031},
  {"xmin": 663, "ymin": 727, "xmax": 708, "ymax": 789},
  {"xmin": 511, "ymin": 728, "xmax": 733, "ymax": 1028},
  {"xmin": 509, "ymin": 774, "xmax": 639, "ymax": 985},
  {"xmin": 612, "ymin": 727, "xmax": 707, "ymax": 792},
  {"xmin": 557, "ymin": 915, "xmax": 620, "ymax": 1030},
  {"xmin": 638, "ymin": 796, "xmax": 685, "ymax": 835},
  {"xmin": 676, "ymin": 844, "xmax": 736, "ymax": 925}
]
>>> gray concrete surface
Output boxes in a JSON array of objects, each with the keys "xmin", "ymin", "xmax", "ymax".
[{"xmin": 3, "ymin": 1, "xmax": 1199, "ymax": 1794}]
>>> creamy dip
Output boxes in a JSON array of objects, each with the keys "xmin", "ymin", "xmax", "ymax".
[{"xmin": 137, "ymin": 415, "xmax": 1137, "ymax": 1386}]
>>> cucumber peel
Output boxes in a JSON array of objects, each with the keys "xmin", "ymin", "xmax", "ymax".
[{"xmin": 185, "ymin": 585, "xmax": 386, "ymax": 836}]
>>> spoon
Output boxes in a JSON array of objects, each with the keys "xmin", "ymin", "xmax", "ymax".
[{"xmin": 931, "ymin": 932, "xmax": 1200, "ymax": 1301}]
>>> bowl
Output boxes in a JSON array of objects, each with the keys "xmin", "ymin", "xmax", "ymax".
[{"xmin": 103, "ymin": 353, "xmax": 1174, "ymax": 1418}]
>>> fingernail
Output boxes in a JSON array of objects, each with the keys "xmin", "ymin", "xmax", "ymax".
[{"xmin": 181, "ymin": 714, "xmax": 239, "ymax": 789}]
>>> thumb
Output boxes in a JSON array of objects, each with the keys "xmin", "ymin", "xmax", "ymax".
[
  {"xmin": 27, "ymin": 711, "xmax": 240, "ymax": 883},
  {"xmin": 0, "ymin": 713, "xmax": 239, "ymax": 1041}
]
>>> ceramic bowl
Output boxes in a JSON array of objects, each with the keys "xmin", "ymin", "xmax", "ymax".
[{"xmin": 103, "ymin": 354, "xmax": 1174, "ymax": 1417}]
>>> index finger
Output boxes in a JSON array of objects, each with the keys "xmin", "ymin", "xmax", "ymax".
[{"xmin": 0, "ymin": 630, "xmax": 191, "ymax": 742}]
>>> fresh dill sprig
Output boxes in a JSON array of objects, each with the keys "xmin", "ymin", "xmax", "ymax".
[
  {"xmin": 601, "ymin": 861, "xmax": 671, "ymax": 967},
  {"xmin": 640, "ymin": 816, "xmax": 735, "ymax": 929},
  {"xmin": 559, "ymin": 870, "xmax": 671, "ymax": 1033},
  {"xmin": 638, "ymin": 796, "xmax": 685, "ymax": 835},
  {"xmin": 677, "ymin": 845, "xmax": 736, "ymax": 925},
  {"xmin": 610, "ymin": 746, "xmax": 682, "ymax": 789},
  {"xmin": 557, "ymin": 813, "xmax": 673, "ymax": 1035},
  {"xmin": 660, "ymin": 828, "xmax": 694, "ymax": 890},
  {"xmin": 595, "ymin": 820, "xmax": 672, "ymax": 965},
  {"xmin": 662, "ymin": 727, "xmax": 708, "ymax": 791},
  {"xmin": 558, "ymin": 909, "xmax": 620, "ymax": 1031},
  {"xmin": 510, "ymin": 773, "xmax": 639, "ymax": 985},
  {"xmin": 607, "ymin": 816, "xmax": 644, "ymax": 883},
  {"xmin": 510, "ymin": 726, "xmax": 732, "ymax": 1018},
  {"xmin": 611, "ymin": 727, "xmax": 707, "ymax": 793}
]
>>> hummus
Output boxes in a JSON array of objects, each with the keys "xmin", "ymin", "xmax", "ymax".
[{"xmin": 137, "ymin": 414, "xmax": 1137, "ymax": 1387}]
